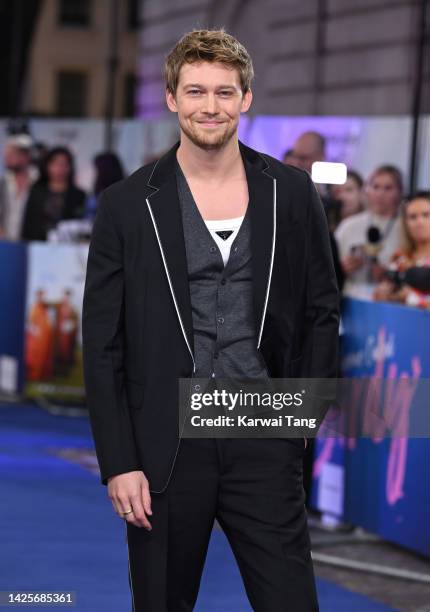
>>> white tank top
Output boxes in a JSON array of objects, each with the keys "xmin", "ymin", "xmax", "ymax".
[{"xmin": 204, "ymin": 216, "xmax": 245, "ymax": 266}]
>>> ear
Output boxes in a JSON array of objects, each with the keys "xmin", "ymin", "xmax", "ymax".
[
  {"xmin": 166, "ymin": 89, "xmax": 178, "ymax": 113},
  {"xmin": 240, "ymin": 89, "xmax": 253, "ymax": 114}
]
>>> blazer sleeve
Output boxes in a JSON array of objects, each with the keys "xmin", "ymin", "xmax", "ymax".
[
  {"xmin": 82, "ymin": 190, "xmax": 141, "ymax": 485},
  {"xmin": 301, "ymin": 173, "xmax": 340, "ymax": 379}
]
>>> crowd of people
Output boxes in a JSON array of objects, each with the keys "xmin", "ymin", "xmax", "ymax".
[
  {"xmin": 1, "ymin": 129, "xmax": 429, "ymax": 309},
  {"xmin": 0, "ymin": 134, "xmax": 124, "ymax": 242},
  {"xmin": 284, "ymin": 131, "xmax": 430, "ymax": 309}
]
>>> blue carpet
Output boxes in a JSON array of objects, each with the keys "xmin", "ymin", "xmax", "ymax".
[{"xmin": 0, "ymin": 403, "xmax": 396, "ymax": 611}]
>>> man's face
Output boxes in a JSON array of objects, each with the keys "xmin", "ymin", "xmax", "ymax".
[
  {"xmin": 166, "ymin": 61, "xmax": 252, "ymax": 150},
  {"xmin": 292, "ymin": 135, "xmax": 324, "ymax": 173},
  {"xmin": 4, "ymin": 145, "xmax": 30, "ymax": 172}
]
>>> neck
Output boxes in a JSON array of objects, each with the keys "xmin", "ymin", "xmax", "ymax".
[
  {"xmin": 176, "ymin": 133, "xmax": 243, "ymax": 181},
  {"xmin": 372, "ymin": 207, "xmax": 397, "ymax": 219}
]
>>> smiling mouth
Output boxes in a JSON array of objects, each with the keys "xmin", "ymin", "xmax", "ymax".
[{"xmin": 197, "ymin": 121, "xmax": 224, "ymax": 126}]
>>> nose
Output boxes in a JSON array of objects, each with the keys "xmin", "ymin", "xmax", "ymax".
[{"xmin": 203, "ymin": 93, "xmax": 218, "ymax": 115}]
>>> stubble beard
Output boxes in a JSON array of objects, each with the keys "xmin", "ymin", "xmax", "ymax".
[{"xmin": 179, "ymin": 117, "xmax": 238, "ymax": 151}]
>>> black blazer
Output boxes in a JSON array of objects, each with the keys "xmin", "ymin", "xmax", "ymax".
[
  {"xmin": 82, "ymin": 141, "xmax": 340, "ymax": 491},
  {"xmin": 21, "ymin": 182, "xmax": 86, "ymax": 241}
]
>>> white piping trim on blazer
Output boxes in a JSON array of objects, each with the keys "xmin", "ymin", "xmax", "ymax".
[
  {"xmin": 256, "ymin": 175, "xmax": 277, "ymax": 349},
  {"xmin": 145, "ymin": 194, "xmax": 196, "ymax": 374},
  {"xmin": 147, "ymin": 156, "xmax": 161, "ymax": 189},
  {"xmin": 145, "ymin": 158, "xmax": 195, "ymax": 495}
]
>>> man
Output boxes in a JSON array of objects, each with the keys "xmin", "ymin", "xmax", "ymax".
[
  {"xmin": 288, "ymin": 131, "xmax": 344, "ymax": 293},
  {"xmin": 282, "ymin": 147, "xmax": 296, "ymax": 166},
  {"xmin": 291, "ymin": 131, "xmax": 325, "ymax": 175},
  {"xmin": 83, "ymin": 29, "xmax": 339, "ymax": 611},
  {"xmin": 291, "ymin": 130, "xmax": 342, "ymax": 231},
  {"xmin": 0, "ymin": 134, "xmax": 38, "ymax": 240}
]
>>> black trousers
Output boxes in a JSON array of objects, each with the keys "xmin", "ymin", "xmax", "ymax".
[{"xmin": 125, "ymin": 438, "xmax": 319, "ymax": 611}]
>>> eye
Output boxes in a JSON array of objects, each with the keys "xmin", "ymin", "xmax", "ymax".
[
  {"xmin": 219, "ymin": 90, "xmax": 233, "ymax": 97},
  {"xmin": 188, "ymin": 89, "xmax": 201, "ymax": 95}
]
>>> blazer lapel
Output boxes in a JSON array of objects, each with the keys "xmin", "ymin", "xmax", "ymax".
[
  {"xmin": 144, "ymin": 141, "xmax": 277, "ymax": 362},
  {"xmin": 145, "ymin": 146, "xmax": 195, "ymax": 366},
  {"xmin": 240, "ymin": 143, "xmax": 277, "ymax": 348}
]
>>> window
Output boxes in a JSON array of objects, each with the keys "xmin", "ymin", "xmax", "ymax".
[
  {"xmin": 58, "ymin": 0, "xmax": 91, "ymax": 27},
  {"xmin": 123, "ymin": 73, "xmax": 137, "ymax": 117},
  {"xmin": 56, "ymin": 71, "xmax": 88, "ymax": 117}
]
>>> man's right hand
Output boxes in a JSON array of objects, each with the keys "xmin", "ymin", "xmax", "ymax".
[{"xmin": 107, "ymin": 470, "xmax": 152, "ymax": 530}]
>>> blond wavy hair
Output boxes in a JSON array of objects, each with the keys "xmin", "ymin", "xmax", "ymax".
[{"xmin": 164, "ymin": 29, "xmax": 254, "ymax": 95}]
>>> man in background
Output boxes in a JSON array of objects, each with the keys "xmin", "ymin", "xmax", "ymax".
[
  {"xmin": 291, "ymin": 130, "xmax": 342, "ymax": 231},
  {"xmin": 285, "ymin": 130, "xmax": 344, "ymax": 290},
  {"xmin": 291, "ymin": 131, "xmax": 325, "ymax": 175},
  {"xmin": 0, "ymin": 134, "xmax": 38, "ymax": 240}
]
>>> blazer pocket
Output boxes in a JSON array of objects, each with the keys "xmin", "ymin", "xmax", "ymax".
[{"xmin": 126, "ymin": 380, "xmax": 145, "ymax": 410}]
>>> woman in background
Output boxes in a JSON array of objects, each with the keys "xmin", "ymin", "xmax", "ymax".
[
  {"xmin": 335, "ymin": 165, "xmax": 404, "ymax": 296},
  {"xmin": 332, "ymin": 169, "xmax": 365, "ymax": 220},
  {"xmin": 21, "ymin": 146, "xmax": 86, "ymax": 241},
  {"xmin": 374, "ymin": 192, "xmax": 430, "ymax": 308}
]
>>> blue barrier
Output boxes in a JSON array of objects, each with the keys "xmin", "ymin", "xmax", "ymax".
[
  {"xmin": 0, "ymin": 240, "xmax": 87, "ymax": 401},
  {"xmin": 0, "ymin": 241, "xmax": 27, "ymax": 395},
  {"xmin": 311, "ymin": 297, "xmax": 430, "ymax": 557}
]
